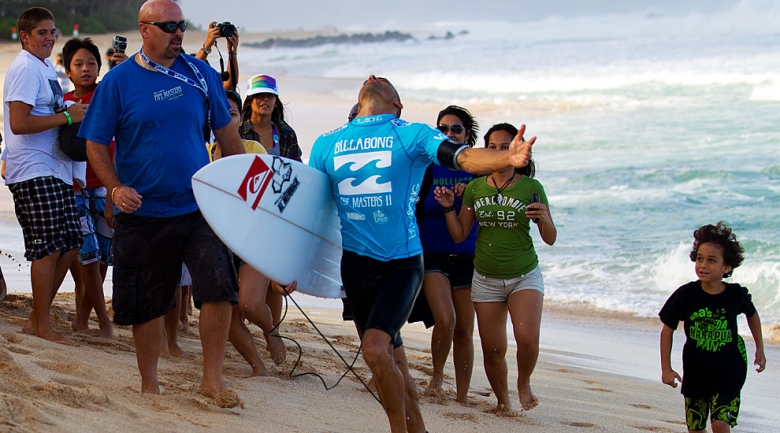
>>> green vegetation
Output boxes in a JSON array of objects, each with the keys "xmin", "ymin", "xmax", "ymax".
[{"xmin": 0, "ymin": 0, "xmax": 146, "ymax": 40}]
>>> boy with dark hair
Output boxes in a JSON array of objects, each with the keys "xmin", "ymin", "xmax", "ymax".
[
  {"xmin": 61, "ymin": 37, "xmax": 115, "ymax": 339},
  {"xmin": 659, "ymin": 221, "xmax": 766, "ymax": 433},
  {"xmin": 2, "ymin": 7, "xmax": 88, "ymax": 345}
]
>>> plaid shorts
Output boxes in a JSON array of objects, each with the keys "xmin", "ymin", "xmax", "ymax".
[{"xmin": 8, "ymin": 176, "xmax": 83, "ymax": 261}]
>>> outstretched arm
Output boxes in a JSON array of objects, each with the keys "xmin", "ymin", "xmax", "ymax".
[
  {"xmin": 455, "ymin": 124, "xmax": 535, "ymax": 174},
  {"xmin": 660, "ymin": 325, "xmax": 682, "ymax": 388},
  {"xmin": 747, "ymin": 312, "xmax": 766, "ymax": 373}
]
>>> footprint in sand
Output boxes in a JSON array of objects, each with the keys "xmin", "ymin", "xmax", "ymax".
[
  {"xmin": 586, "ymin": 387, "xmax": 613, "ymax": 392},
  {"xmin": 629, "ymin": 403, "xmax": 654, "ymax": 409},
  {"xmin": 443, "ymin": 412, "xmax": 478, "ymax": 422},
  {"xmin": 630, "ymin": 426, "xmax": 674, "ymax": 432},
  {"xmin": 563, "ymin": 421, "xmax": 598, "ymax": 428}
]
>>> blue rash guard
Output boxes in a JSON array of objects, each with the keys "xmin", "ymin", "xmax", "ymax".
[
  {"xmin": 79, "ymin": 53, "xmax": 231, "ymax": 217},
  {"xmin": 309, "ymin": 114, "xmax": 448, "ymax": 261}
]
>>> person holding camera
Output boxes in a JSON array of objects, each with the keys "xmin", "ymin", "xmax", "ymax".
[
  {"xmin": 433, "ymin": 122, "xmax": 556, "ymax": 415},
  {"xmin": 196, "ymin": 21, "xmax": 239, "ymax": 91}
]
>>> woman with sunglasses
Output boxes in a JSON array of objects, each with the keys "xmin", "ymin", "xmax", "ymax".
[
  {"xmin": 433, "ymin": 123, "xmax": 556, "ymax": 414},
  {"xmin": 236, "ymin": 74, "xmax": 302, "ymax": 364},
  {"xmin": 208, "ymin": 89, "xmax": 291, "ymax": 373},
  {"xmin": 414, "ymin": 105, "xmax": 479, "ymax": 403}
]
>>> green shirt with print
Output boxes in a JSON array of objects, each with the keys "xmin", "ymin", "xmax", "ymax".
[{"xmin": 462, "ymin": 175, "xmax": 548, "ymax": 279}]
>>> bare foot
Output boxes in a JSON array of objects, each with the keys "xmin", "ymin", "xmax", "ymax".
[
  {"xmin": 249, "ymin": 364, "xmax": 269, "ymax": 377},
  {"xmin": 71, "ymin": 319, "xmax": 89, "ymax": 332},
  {"xmin": 424, "ymin": 375, "xmax": 443, "ymax": 396},
  {"xmin": 199, "ymin": 385, "xmax": 244, "ymax": 408},
  {"xmin": 493, "ymin": 403, "xmax": 519, "ymax": 417},
  {"xmin": 518, "ymin": 383, "xmax": 538, "ymax": 411},
  {"xmin": 265, "ymin": 331, "xmax": 286, "ymax": 365},
  {"xmin": 37, "ymin": 329, "xmax": 79, "ymax": 347},
  {"xmin": 21, "ymin": 318, "xmax": 37, "ymax": 335},
  {"xmin": 141, "ymin": 381, "xmax": 161, "ymax": 394},
  {"xmin": 97, "ymin": 324, "xmax": 114, "ymax": 339},
  {"xmin": 165, "ymin": 343, "xmax": 191, "ymax": 359}
]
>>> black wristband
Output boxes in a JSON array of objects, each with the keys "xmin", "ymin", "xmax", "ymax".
[
  {"xmin": 437, "ymin": 140, "xmax": 468, "ymax": 171},
  {"xmin": 443, "ymin": 205, "xmax": 456, "ymax": 213}
]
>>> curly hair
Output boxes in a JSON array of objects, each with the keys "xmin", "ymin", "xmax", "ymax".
[
  {"xmin": 483, "ymin": 123, "xmax": 536, "ymax": 178},
  {"xmin": 689, "ymin": 221, "xmax": 744, "ymax": 278},
  {"xmin": 436, "ymin": 105, "xmax": 478, "ymax": 147}
]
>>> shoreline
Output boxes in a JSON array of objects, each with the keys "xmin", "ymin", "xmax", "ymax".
[{"xmin": 2, "ymin": 290, "xmax": 778, "ymax": 431}]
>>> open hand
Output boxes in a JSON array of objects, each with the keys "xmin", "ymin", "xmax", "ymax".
[
  {"xmin": 508, "ymin": 124, "xmax": 536, "ymax": 168},
  {"xmin": 433, "ymin": 186, "xmax": 455, "ymax": 208}
]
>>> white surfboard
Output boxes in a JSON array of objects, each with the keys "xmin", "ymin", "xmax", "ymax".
[{"xmin": 192, "ymin": 154, "xmax": 343, "ymax": 299}]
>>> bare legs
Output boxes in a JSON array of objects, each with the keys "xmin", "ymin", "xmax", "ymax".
[
  {"xmin": 227, "ymin": 305, "xmax": 267, "ymax": 376},
  {"xmin": 474, "ymin": 289, "xmax": 543, "ymax": 412},
  {"xmin": 71, "ymin": 260, "xmax": 113, "ymax": 338},
  {"xmin": 362, "ymin": 328, "xmax": 426, "ymax": 433},
  {"xmin": 23, "ymin": 248, "xmax": 79, "ymax": 345},
  {"xmin": 237, "ymin": 265, "xmax": 286, "ymax": 364},
  {"xmin": 423, "ymin": 272, "xmax": 474, "ymax": 402},
  {"xmin": 134, "ymin": 300, "xmax": 232, "ymax": 398}
]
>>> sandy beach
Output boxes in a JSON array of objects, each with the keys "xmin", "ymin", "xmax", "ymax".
[{"xmin": 1, "ymin": 32, "xmax": 779, "ymax": 432}]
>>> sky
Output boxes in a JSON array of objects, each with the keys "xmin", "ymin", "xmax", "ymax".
[{"xmin": 179, "ymin": 0, "xmax": 743, "ymax": 33}]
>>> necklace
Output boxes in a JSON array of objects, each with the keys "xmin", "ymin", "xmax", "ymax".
[{"xmin": 490, "ymin": 172, "xmax": 516, "ymax": 204}]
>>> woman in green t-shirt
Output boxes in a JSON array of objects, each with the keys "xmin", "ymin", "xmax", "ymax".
[{"xmin": 434, "ymin": 123, "xmax": 557, "ymax": 414}]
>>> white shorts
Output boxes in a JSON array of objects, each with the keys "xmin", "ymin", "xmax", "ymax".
[{"xmin": 471, "ymin": 266, "xmax": 544, "ymax": 303}]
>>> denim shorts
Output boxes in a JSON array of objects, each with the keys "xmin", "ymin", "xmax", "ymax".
[
  {"xmin": 111, "ymin": 211, "xmax": 238, "ymax": 326},
  {"xmin": 74, "ymin": 187, "xmax": 113, "ymax": 266},
  {"xmin": 471, "ymin": 266, "xmax": 544, "ymax": 303},
  {"xmin": 341, "ymin": 250, "xmax": 423, "ymax": 348},
  {"xmin": 423, "ymin": 252, "xmax": 474, "ymax": 289}
]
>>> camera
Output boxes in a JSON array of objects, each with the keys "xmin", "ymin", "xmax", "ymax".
[
  {"xmin": 216, "ymin": 22, "xmax": 236, "ymax": 38},
  {"xmin": 529, "ymin": 193, "xmax": 540, "ymax": 224},
  {"xmin": 112, "ymin": 35, "xmax": 128, "ymax": 54}
]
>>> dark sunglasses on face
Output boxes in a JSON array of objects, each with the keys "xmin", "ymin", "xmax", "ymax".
[
  {"xmin": 438, "ymin": 124, "xmax": 465, "ymax": 135},
  {"xmin": 140, "ymin": 20, "xmax": 188, "ymax": 33}
]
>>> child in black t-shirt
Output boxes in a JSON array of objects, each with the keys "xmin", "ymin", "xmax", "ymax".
[{"xmin": 659, "ymin": 222, "xmax": 766, "ymax": 433}]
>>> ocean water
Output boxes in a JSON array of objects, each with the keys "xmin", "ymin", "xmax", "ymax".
[{"xmin": 233, "ymin": 5, "xmax": 780, "ymax": 325}]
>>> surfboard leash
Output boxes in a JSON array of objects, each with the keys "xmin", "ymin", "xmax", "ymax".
[{"xmin": 270, "ymin": 292, "xmax": 381, "ymax": 404}]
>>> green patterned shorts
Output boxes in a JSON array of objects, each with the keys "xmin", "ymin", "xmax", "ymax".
[{"xmin": 684, "ymin": 393, "xmax": 740, "ymax": 431}]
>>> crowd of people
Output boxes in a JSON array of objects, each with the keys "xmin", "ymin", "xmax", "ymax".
[{"xmin": 1, "ymin": 2, "xmax": 766, "ymax": 432}]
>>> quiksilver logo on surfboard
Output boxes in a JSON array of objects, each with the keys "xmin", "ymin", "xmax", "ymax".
[{"xmin": 238, "ymin": 156, "xmax": 299, "ymax": 213}]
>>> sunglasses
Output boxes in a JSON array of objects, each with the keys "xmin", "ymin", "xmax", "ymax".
[
  {"xmin": 438, "ymin": 124, "xmax": 465, "ymax": 135},
  {"xmin": 140, "ymin": 20, "xmax": 188, "ymax": 33}
]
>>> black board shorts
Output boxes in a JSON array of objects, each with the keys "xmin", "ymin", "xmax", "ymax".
[
  {"xmin": 111, "ymin": 211, "xmax": 238, "ymax": 326},
  {"xmin": 340, "ymin": 250, "xmax": 423, "ymax": 348}
]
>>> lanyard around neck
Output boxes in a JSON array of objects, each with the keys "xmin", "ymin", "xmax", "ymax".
[{"xmin": 139, "ymin": 48, "xmax": 208, "ymax": 97}]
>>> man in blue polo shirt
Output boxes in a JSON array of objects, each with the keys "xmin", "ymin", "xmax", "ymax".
[
  {"xmin": 80, "ymin": 0, "xmax": 246, "ymax": 406},
  {"xmin": 310, "ymin": 75, "xmax": 535, "ymax": 433}
]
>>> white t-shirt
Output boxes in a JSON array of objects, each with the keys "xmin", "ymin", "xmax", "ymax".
[{"xmin": 3, "ymin": 50, "xmax": 73, "ymax": 185}]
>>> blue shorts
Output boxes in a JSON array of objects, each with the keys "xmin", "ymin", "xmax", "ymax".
[
  {"xmin": 340, "ymin": 250, "xmax": 423, "ymax": 348},
  {"xmin": 74, "ymin": 187, "xmax": 113, "ymax": 266},
  {"xmin": 423, "ymin": 252, "xmax": 474, "ymax": 289},
  {"xmin": 111, "ymin": 211, "xmax": 238, "ymax": 326},
  {"xmin": 471, "ymin": 266, "xmax": 545, "ymax": 303}
]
